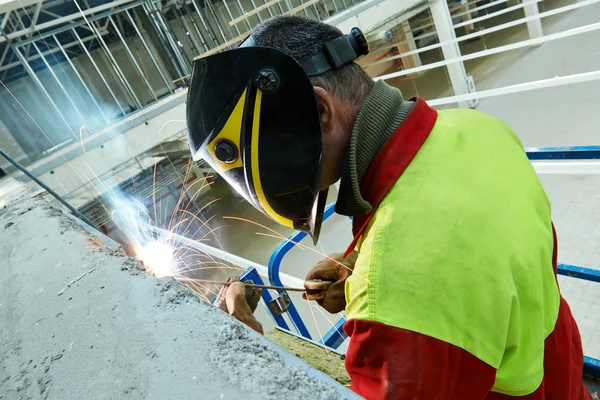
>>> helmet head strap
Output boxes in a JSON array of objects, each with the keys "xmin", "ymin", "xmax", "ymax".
[{"xmin": 239, "ymin": 27, "xmax": 369, "ymax": 77}]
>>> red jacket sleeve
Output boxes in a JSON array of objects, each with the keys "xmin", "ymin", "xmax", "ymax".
[{"xmin": 343, "ymin": 319, "xmax": 497, "ymax": 400}]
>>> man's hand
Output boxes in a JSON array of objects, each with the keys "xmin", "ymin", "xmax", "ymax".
[
  {"xmin": 215, "ymin": 276, "xmax": 263, "ymax": 334},
  {"xmin": 303, "ymin": 251, "xmax": 358, "ymax": 314}
]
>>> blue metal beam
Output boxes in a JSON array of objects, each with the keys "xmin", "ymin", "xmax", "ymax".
[
  {"xmin": 320, "ymin": 316, "xmax": 348, "ymax": 349},
  {"xmin": 526, "ymin": 145, "xmax": 600, "ymax": 160},
  {"xmin": 584, "ymin": 356, "xmax": 600, "ymax": 379},
  {"xmin": 267, "ymin": 203, "xmax": 337, "ymax": 341},
  {"xmin": 557, "ymin": 264, "xmax": 600, "ymax": 283}
]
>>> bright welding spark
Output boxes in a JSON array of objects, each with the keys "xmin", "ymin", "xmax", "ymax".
[{"xmin": 137, "ymin": 241, "xmax": 176, "ymax": 278}]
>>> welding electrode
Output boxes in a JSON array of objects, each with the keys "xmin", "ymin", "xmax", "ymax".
[{"xmin": 185, "ymin": 278, "xmax": 333, "ymax": 294}]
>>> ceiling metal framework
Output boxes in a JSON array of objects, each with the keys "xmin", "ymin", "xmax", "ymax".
[{"xmin": 0, "ymin": 0, "xmax": 364, "ymax": 163}]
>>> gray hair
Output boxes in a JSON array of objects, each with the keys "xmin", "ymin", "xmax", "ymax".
[{"xmin": 251, "ymin": 16, "xmax": 374, "ymax": 108}]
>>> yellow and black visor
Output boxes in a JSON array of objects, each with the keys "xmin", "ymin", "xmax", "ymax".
[{"xmin": 186, "ymin": 29, "xmax": 369, "ymax": 243}]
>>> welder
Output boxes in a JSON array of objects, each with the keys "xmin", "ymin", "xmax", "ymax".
[{"xmin": 186, "ymin": 15, "xmax": 592, "ymax": 400}]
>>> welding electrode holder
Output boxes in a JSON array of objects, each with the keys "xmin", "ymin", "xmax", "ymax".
[{"xmin": 268, "ymin": 292, "xmax": 292, "ymax": 317}]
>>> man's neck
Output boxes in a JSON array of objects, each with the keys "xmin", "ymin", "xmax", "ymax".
[{"xmin": 335, "ymin": 80, "xmax": 415, "ymax": 216}]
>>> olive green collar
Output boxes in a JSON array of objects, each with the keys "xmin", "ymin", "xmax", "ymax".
[{"xmin": 335, "ymin": 81, "xmax": 414, "ymax": 216}]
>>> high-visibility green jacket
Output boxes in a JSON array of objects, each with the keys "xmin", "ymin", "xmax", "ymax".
[{"xmin": 342, "ymin": 97, "xmax": 590, "ymax": 400}]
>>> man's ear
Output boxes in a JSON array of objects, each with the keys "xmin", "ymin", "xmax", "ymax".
[{"xmin": 313, "ymin": 86, "xmax": 336, "ymax": 135}]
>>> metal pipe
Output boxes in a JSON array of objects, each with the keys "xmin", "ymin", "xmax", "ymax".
[
  {"xmin": 428, "ymin": 0, "xmax": 471, "ymax": 108},
  {"xmin": 453, "ymin": 0, "xmax": 508, "ymax": 18},
  {"xmin": 51, "ymin": 35, "xmax": 110, "ymax": 124},
  {"xmin": 282, "ymin": 0, "xmax": 321, "ymax": 17},
  {"xmin": 368, "ymin": 0, "xmax": 600, "ymax": 67},
  {"xmin": 261, "ymin": 0, "xmax": 276, "ymax": 18},
  {"xmin": 531, "ymin": 160, "xmax": 600, "ymax": 175},
  {"xmin": 183, "ymin": 2, "xmax": 210, "ymax": 51},
  {"xmin": 31, "ymin": 41, "xmax": 92, "ymax": 129},
  {"xmin": 302, "ymin": 2, "xmax": 310, "ymax": 18},
  {"xmin": 144, "ymin": 1, "xmax": 190, "ymax": 75},
  {"xmin": 12, "ymin": 0, "xmax": 147, "ymax": 47},
  {"xmin": 0, "ymin": 33, "xmax": 108, "ymax": 74},
  {"xmin": 168, "ymin": 8, "xmax": 195, "ymax": 65},
  {"xmin": 191, "ymin": 31, "xmax": 247, "ymax": 58},
  {"xmin": 233, "ymin": 0, "xmax": 255, "ymax": 28},
  {"xmin": 80, "ymin": 13, "xmax": 143, "ymax": 109},
  {"xmin": 377, "ymin": 21, "xmax": 600, "ymax": 81},
  {"xmin": 108, "ymin": 15, "xmax": 158, "ymax": 103},
  {"xmin": 311, "ymin": 0, "xmax": 322, "ymax": 20},
  {"xmin": 205, "ymin": 0, "xmax": 230, "ymax": 43},
  {"xmin": 220, "ymin": 0, "xmax": 241, "ymax": 35},
  {"xmin": 71, "ymin": 28, "xmax": 125, "ymax": 115},
  {"xmin": 274, "ymin": 0, "xmax": 285, "ymax": 15},
  {"xmin": 0, "ymin": 43, "xmax": 11, "ymax": 66},
  {"xmin": 0, "ymin": 10, "xmax": 11, "ymax": 29},
  {"xmin": 454, "ymin": 0, "xmax": 542, "ymax": 29},
  {"xmin": 229, "ymin": 0, "xmax": 284, "ymax": 26},
  {"xmin": 10, "ymin": 45, "xmax": 76, "ymax": 137},
  {"xmin": 125, "ymin": 9, "xmax": 173, "ymax": 94},
  {"xmin": 330, "ymin": 0, "xmax": 339, "ymax": 14},
  {"xmin": 0, "ymin": 0, "xmax": 138, "ymax": 43},
  {"xmin": 190, "ymin": 0, "xmax": 220, "ymax": 46},
  {"xmin": 183, "ymin": 278, "xmax": 306, "ymax": 292},
  {"xmin": 427, "ymin": 70, "xmax": 600, "ymax": 107},
  {"xmin": 171, "ymin": 6, "xmax": 202, "ymax": 58},
  {"xmin": 0, "ymin": 147, "xmax": 98, "ymax": 230}
]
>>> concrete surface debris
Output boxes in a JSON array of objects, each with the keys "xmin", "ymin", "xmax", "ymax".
[
  {"xmin": 0, "ymin": 190, "xmax": 354, "ymax": 399},
  {"xmin": 57, "ymin": 267, "xmax": 95, "ymax": 296}
]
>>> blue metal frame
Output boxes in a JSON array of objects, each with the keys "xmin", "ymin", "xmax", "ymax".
[
  {"xmin": 320, "ymin": 316, "xmax": 348, "ymax": 348},
  {"xmin": 526, "ymin": 145, "xmax": 600, "ymax": 160},
  {"xmin": 240, "ymin": 266, "xmax": 291, "ymax": 330},
  {"xmin": 267, "ymin": 203, "xmax": 337, "ymax": 341},
  {"xmin": 558, "ymin": 264, "xmax": 600, "ymax": 283},
  {"xmin": 584, "ymin": 356, "xmax": 600, "ymax": 378},
  {"xmin": 556, "ymin": 264, "xmax": 600, "ymax": 379},
  {"xmin": 525, "ymin": 145, "xmax": 600, "ymax": 379}
]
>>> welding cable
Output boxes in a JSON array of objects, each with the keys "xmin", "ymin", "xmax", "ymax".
[{"xmin": 0, "ymin": 148, "xmax": 98, "ymax": 230}]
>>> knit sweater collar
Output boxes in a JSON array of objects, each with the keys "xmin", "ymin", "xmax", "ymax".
[{"xmin": 334, "ymin": 80, "xmax": 414, "ymax": 216}]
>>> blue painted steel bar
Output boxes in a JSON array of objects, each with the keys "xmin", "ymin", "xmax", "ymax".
[
  {"xmin": 239, "ymin": 266, "xmax": 291, "ymax": 331},
  {"xmin": 583, "ymin": 356, "xmax": 600, "ymax": 378},
  {"xmin": 268, "ymin": 203, "xmax": 337, "ymax": 340},
  {"xmin": 526, "ymin": 145, "xmax": 600, "ymax": 160},
  {"xmin": 557, "ymin": 264, "xmax": 600, "ymax": 283},
  {"xmin": 556, "ymin": 264, "xmax": 600, "ymax": 377},
  {"xmin": 320, "ymin": 315, "xmax": 348, "ymax": 349}
]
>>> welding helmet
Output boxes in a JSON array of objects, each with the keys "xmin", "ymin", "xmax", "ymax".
[{"xmin": 186, "ymin": 27, "xmax": 369, "ymax": 243}]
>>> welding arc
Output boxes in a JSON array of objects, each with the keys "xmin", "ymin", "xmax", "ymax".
[
  {"xmin": 0, "ymin": 148, "xmax": 99, "ymax": 230},
  {"xmin": 184, "ymin": 278, "xmax": 307, "ymax": 292}
]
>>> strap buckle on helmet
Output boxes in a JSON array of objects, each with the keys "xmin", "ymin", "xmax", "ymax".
[{"xmin": 299, "ymin": 27, "xmax": 370, "ymax": 77}]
